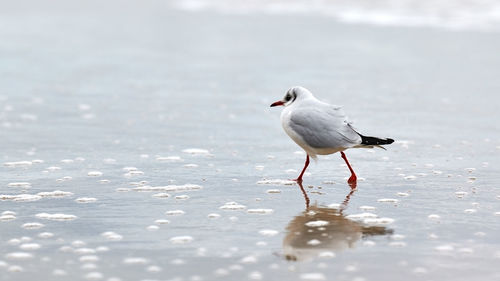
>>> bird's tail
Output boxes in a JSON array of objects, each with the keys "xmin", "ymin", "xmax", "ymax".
[
  {"xmin": 360, "ymin": 135, "xmax": 394, "ymax": 146},
  {"xmin": 353, "ymin": 135, "xmax": 394, "ymax": 150}
]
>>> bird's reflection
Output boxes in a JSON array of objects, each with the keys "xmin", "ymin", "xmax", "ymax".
[{"xmin": 283, "ymin": 182, "xmax": 393, "ymax": 261}]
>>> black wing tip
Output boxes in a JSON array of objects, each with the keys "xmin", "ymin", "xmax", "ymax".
[{"xmin": 360, "ymin": 135, "xmax": 395, "ymax": 146}]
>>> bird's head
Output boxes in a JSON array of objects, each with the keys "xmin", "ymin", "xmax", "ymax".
[{"xmin": 270, "ymin": 86, "xmax": 313, "ymax": 107}]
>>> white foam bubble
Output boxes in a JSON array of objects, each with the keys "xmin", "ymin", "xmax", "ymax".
[
  {"xmin": 377, "ymin": 198, "xmax": 399, "ymax": 203},
  {"xmin": 266, "ymin": 189, "xmax": 281, "ymax": 194},
  {"xmin": 133, "ymin": 184, "xmax": 202, "ymax": 192},
  {"xmin": 175, "ymin": 195, "xmax": 190, "ymax": 200},
  {"xmin": 256, "ymin": 179, "xmax": 295, "ymax": 185},
  {"xmin": 152, "ymin": 193, "xmax": 170, "ymax": 198},
  {"xmin": 84, "ymin": 272, "xmax": 103, "ymax": 280},
  {"xmin": 307, "ymin": 239, "xmax": 321, "ymax": 246},
  {"xmin": 0, "ymin": 214, "xmax": 16, "ymax": 221},
  {"xmin": 72, "ymin": 240, "xmax": 86, "ymax": 247},
  {"xmin": 124, "ymin": 170, "xmax": 144, "ymax": 177},
  {"xmin": 428, "ymin": 214, "xmax": 440, "ymax": 220},
  {"xmin": 38, "ymin": 232, "xmax": 54, "ymax": 238},
  {"xmin": 169, "ymin": 236, "xmax": 193, "ymax": 244},
  {"xmin": 365, "ymin": 217, "xmax": 395, "ymax": 225},
  {"xmin": 79, "ymin": 255, "xmax": 99, "ymax": 262},
  {"xmin": 435, "ymin": 244, "xmax": 454, "ymax": 252},
  {"xmin": 19, "ymin": 243, "xmax": 41, "ymax": 250},
  {"xmin": 46, "ymin": 166, "xmax": 61, "ymax": 172},
  {"xmin": 220, "ymin": 202, "xmax": 246, "ymax": 210},
  {"xmin": 7, "ymin": 182, "xmax": 31, "ymax": 188},
  {"xmin": 247, "ymin": 209, "xmax": 274, "ymax": 214},
  {"xmin": 182, "ymin": 148, "xmax": 211, "ymax": 155},
  {"xmin": 8, "ymin": 238, "xmax": 21, "ymax": 245},
  {"xmin": 5, "ymin": 252, "xmax": 33, "ymax": 260},
  {"xmin": 37, "ymin": 190, "xmax": 73, "ymax": 198},
  {"xmin": 1, "ymin": 194, "xmax": 42, "ymax": 202},
  {"xmin": 101, "ymin": 231, "xmax": 123, "ymax": 241},
  {"xmin": 147, "ymin": 225, "xmax": 159, "ymax": 231},
  {"xmin": 35, "ymin": 213, "xmax": 77, "ymax": 221},
  {"xmin": 240, "ymin": 255, "xmax": 258, "ymax": 264},
  {"xmin": 74, "ymin": 248, "xmax": 96, "ymax": 255},
  {"xmin": 22, "ymin": 222, "xmax": 45, "ymax": 229},
  {"xmin": 305, "ymin": 220, "xmax": 329, "ymax": 227},
  {"xmin": 75, "ymin": 197, "xmax": 98, "ymax": 203},
  {"xmin": 156, "ymin": 156, "xmax": 183, "ymax": 162},
  {"xmin": 258, "ymin": 229, "xmax": 278, "ymax": 236},
  {"xmin": 3, "ymin": 161, "xmax": 32, "ymax": 167},
  {"xmin": 184, "ymin": 164, "xmax": 199, "ymax": 168},
  {"xmin": 345, "ymin": 212, "xmax": 373, "ymax": 221},
  {"xmin": 464, "ymin": 209, "xmax": 477, "ymax": 214},
  {"xmin": 208, "ymin": 213, "xmax": 220, "ymax": 219},
  {"xmin": 249, "ymin": 271, "xmax": 263, "ymax": 280},
  {"xmin": 88, "ymin": 171, "xmax": 103, "ymax": 177},
  {"xmin": 146, "ymin": 265, "xmax": 162, "ymax": 272},
  {"xmin": 255, "ymin": 165, "xmax": 265, "ymax": 171},
  {"xmin": 389, "ymin": 241, "xmax": 407, "ymax": 247},
  {"xmin": 165, "ymin": 210, "xmax": 185, "ymax": 216},
  {"xmin": 154, "ymin": 219, "xmax": 170, "ymax": 224},
  {"xmin": 7, "ymin": 265, "xmax": 23, "ymax": 272},
  {"xmin": 300, "ymin": 273, "xmax": 326, "ymax": 280}
]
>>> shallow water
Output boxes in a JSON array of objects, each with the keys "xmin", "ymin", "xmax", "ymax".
[{"xmin": 1, "ymin": 1, "xmax": 500, "ymax": 281}]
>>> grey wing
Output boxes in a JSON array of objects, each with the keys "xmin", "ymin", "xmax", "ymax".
[{"xmin": 289, "ymin": 104, "xmax": 362, "ymax": 149}]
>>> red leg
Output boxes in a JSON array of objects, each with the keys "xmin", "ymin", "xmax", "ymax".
[
  {"xmin": 340, "ymin": 151, "xmax": 357, "ymax": 187},
  {"xmin": 294, "ymin": 155, "xmax": 310, "ymax": 183}
]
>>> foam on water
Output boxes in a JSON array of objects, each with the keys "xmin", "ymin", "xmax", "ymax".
[
  {"xmin": 75, "ymin": 197, "xmax": 98, "ymax": 203},
  {"xmin": 36, "ymin": 213, "xmax": 77, "ymax": 221},
  {"xmin": 170, "ymin": 236, "xmax": 194, "ymax": 244},
  {"xmin": 133, "ymin": 184, "xmax": 202, "ymax": 192},
  {"xmin": 220, "ymin": 202, "xmax": 247, "ymax": 210},
  {"xmin": 247, "ymin": 209, "xmax": 274, "ymax": 214},
  {"xmin": 305, "ymin": 220, "xmax": 329, "ymax": 227},
  {"xmin": 182, "ymin": 148, "xmax": 212, "ymax": 155},
  {"xmin": 101, "ymin": 232, "xmax": 123, "ymax": 241},
  {"xmin": 22, "ymin": 222, "xmax": 45, "ymax": 229},
  {"xmin": 165, "ymin": 210, "xmax": 185, "ymax": 216},
  {"xmin": 300, "ymin": 273, "xmax": 326, "ymax": 280},
  {"xmin": 256, "ymin": 179, "xmax": 296, "ymax": 185},
  {"xmin": 1, "ymin": 194, "xmax": 42, "ymax": 202},
  {"xmin": 37, "ymin": 190, "xmax": 73, "ymax": 198},
  {"xmin": 3, "ymin": 161, "xmax": 32, "ymax": 167},
  {"xmin": 5, "ymin": 252, "xmax": 34, "ymax": 260},
  {"xmin": 19, "ymin": 243, "xmax": 41, "ymax": 250},
  {"xmin": 156, "ymin": 156, "xmax": 183, "ymax": 162},
  {"xmin": 258, "ymin": 229, "xmax": 279, "ymax": 236},
  {"xmin": 7, "ymin": 182, "xmax": 31, "ymax": 188},
  {"xmin": 87, "ymin": 171, "xmax": 103, "ymax": 177}
]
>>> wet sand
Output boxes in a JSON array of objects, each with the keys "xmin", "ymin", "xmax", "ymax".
[{"xmin": 1, "ymin": 1, "xmax": 500, "ymax": 281}]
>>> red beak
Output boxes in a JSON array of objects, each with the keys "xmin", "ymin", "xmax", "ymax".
[{"xmin": 270, "ymin": 101, "xmax": 285, "ymax": 107}]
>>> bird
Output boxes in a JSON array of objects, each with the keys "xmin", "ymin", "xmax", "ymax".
[{"xmin": 270, "ymin": 86, "xmax": 394, "ymax": 187}]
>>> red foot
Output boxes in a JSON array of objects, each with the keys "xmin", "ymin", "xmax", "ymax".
[
  {"xmin": 348, "ymin": 175, "xmax": 357, "ymax": 184},
  {"xmin": 347, "ymin": 175, "xmax": 357, "ymax": 189}
]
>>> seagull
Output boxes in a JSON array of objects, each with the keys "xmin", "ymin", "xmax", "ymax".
[{"xmin": 270, "ymin": 86, "xmax": 394, "ymax": 187}]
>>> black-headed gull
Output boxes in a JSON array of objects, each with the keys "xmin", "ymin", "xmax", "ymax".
[{"xmin": 270, "ymin": 86, "xmax": 394, "ymax": 187}]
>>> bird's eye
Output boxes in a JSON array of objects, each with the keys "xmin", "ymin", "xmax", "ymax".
[{"xmin": 285, "ymin": 94, "xmax": 292, "ymax": 101}]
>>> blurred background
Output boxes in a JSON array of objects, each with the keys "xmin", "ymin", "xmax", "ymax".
[{"xmin": 1, "ymin": 1, "xmax": 500, "ymax": 281}]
